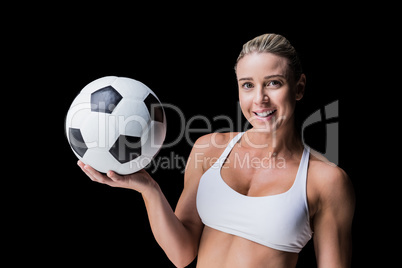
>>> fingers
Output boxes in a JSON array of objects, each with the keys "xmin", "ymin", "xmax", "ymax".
[
  {"xmin": 77, "ymin": 160, "xmax": 116, "ymax": 186},
  {"xmin": 77, "ymin": 161, "xmax": 148, "ymax": 191},
  {"xmin": 77, "ymin": 160, "xmax": 94, "ymax": 180},
  {"xmin": 106, "ymin": 170, "xmax": 122, "ymax": 183}
]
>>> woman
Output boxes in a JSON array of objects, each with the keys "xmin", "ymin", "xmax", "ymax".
[{"xmin": 78, "ymin": 33, "xmax": 355, "ymax": 268}]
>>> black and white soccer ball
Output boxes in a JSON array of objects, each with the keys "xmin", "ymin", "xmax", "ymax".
[{"xmin": 65, "ymin": 76, "xmax": 166, "ymax": 175}]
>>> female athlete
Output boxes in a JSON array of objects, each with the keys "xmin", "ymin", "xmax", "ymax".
[{"xmin": 78, "ymin": 33, "xmax": 355, "ymax": 268}]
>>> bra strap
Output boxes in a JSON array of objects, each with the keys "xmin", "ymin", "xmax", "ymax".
[
  {"xmin": 216, "ymin": 132, "xmax": 244, "ymax": 167},
  {"xmin": 294, "ymin": 145, "xmax": 310, "ymax": 190},
  {"xmin": 300, "ymin": 146, "xmax": 310, "ymax": 177}
]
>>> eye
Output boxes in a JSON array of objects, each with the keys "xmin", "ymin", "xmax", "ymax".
[
  {"xmin": 266, "ymin": 80, "xmax": 282, "ymax": 88},
  {"xmin": 241, "ymin": 82, "xmax": 254, "ymax": 89}
]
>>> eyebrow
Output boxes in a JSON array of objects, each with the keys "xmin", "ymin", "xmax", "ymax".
[{"xmin": 238, "ymin": 74, "xmax": 286, "ymax": 81}]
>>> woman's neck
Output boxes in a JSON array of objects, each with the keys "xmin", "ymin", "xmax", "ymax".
[{"xmin": 240, "ymin": 121, "xmax": 303, "ymax": 158}]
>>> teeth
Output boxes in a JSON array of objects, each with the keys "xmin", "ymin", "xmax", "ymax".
[{"xmin": 255, "ymin": 110, "xmax": 275, "ymax": 117}]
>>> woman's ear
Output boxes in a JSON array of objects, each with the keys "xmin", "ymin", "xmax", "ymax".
[{"xmin": 295, "ymin": 74, "xmax": 306, "ymax": 101}]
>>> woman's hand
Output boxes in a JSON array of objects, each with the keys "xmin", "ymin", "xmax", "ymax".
[{"xmin": 77, "ymin": 160, "xmax": 157, "ymax": 194}]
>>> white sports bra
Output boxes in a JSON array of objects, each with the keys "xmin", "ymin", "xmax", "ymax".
[{"xmin": 196, "ymin": 132, "xmax": 312, "ymax": 253}]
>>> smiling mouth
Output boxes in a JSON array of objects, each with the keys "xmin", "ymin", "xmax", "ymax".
[{"xmin": 253, "ymin": 110, "xmax": 277, "ymax": 118}]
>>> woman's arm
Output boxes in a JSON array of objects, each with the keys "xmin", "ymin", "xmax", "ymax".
[
  {"xmin": 77, "ymin": 137, "xmax": 206, "ymax": 267},
  {"xmin": 142, "ymin": 142, "xmax": 205, "ymax": 267},
  {"xmin": 312, "ymin": 166, "xmax": 355, "ymax": 268}
]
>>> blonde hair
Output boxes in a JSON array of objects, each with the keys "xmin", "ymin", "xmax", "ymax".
[{"xmin": 235, "ymin": 33, "xmax": 303, "ymax": 81}]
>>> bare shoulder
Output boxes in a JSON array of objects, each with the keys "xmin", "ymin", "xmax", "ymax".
[
  {"xmin": 184, "ymin": 132, "xmax": 239, "ymax": 184},
  {"xmin": 308, "ymin": 148, "xmax": 355, "ymax": 207},
  {"xmin": 193, "ymin": 132, "xmax": 239, "ymax": 155},
  {"xmin": 194, "ymin": 132, "xmax": 239, "ymax": 147},
  {"xmin": 308, "ymin": 150, "xmax": 355, "ymax": 267},
  {"xmin": 192, "ymin": 132, "xmax": 240, "ymax": 170}
]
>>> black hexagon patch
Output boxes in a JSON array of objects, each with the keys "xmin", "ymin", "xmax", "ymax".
[
  {"xmin": 109, "ymin": 135, "xmax": 142, "ymax": 164},
  {"xmin": 68, "ymin": 128, "xmax": 88, "ymax": 157},
  {"xmin": 144, "ymin": 93, "xmax": 164, "ymax": 123},
  {"xmin": 91, "ymin": 86, "xmax": 122, "ymax": 114}
]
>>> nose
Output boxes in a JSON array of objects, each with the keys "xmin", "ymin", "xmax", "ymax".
[{"xmin": 253, "ymin": 86, "xmax": 269, "ymax": 104}]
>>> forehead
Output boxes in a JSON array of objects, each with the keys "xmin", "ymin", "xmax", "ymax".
[{"xmin": 236, "ymin": 52, "xmax": 290, "ymax": 79}]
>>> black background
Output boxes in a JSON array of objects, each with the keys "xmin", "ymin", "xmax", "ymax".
[{"xmin": 8, "ymin": 5, "xmax": 392, "ymax": 267}]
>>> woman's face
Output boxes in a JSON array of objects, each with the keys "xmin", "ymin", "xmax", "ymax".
[{"xmin": 236, "ymin": 52, "xmax": 305, "ymax": 133}]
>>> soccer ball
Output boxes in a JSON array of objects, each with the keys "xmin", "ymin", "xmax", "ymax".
[{"xmin": 65, "ymin": 76, "xmax": 166, "ymax": 175}]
